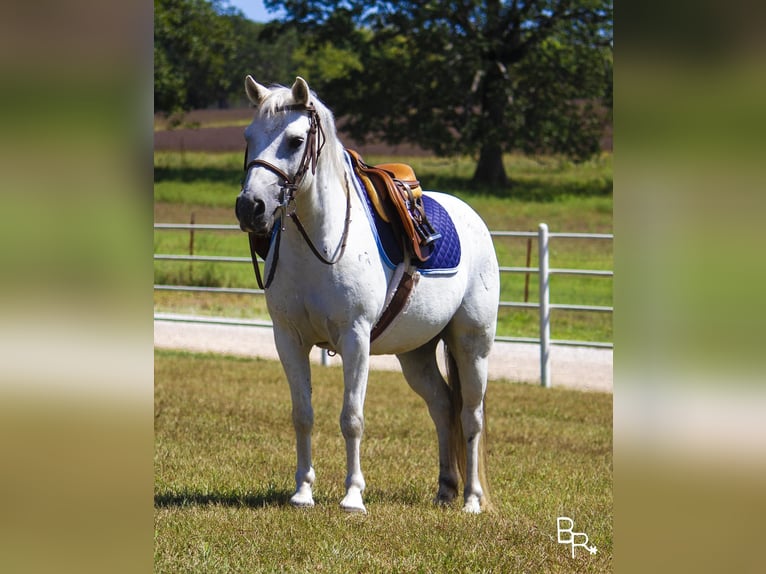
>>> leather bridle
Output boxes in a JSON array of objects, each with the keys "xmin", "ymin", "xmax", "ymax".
[
  {"xmin": 244, "ymin": 103, "xmax": 325, "ymax": 203},
  {"xmin": 243, "ymin": 102, "xmax": 351, "ymax": 289}
]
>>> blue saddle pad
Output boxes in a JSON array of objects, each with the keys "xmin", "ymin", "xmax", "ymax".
[{"xmin": 349, "ymin": 162, "xmax": 461, "ymax": 275}]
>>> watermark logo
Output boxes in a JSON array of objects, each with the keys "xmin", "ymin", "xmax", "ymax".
[{"xmin": 557, "ymin": 517, "xmax": 597, "ymax": 558}]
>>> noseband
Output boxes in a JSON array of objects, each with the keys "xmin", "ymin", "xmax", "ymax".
[{"xmin": 243, "ymin": 102, "xmax": 351, "ymax": 289}]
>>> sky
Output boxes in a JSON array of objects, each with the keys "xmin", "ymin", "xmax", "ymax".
[{"xmin": 227, "ymin": 0, "xmax": 283, "ymax": 22}]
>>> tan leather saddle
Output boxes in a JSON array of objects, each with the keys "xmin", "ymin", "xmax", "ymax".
[{"xmin": 346, "ymin": 149, "xmax": 441, "ymax": 262}]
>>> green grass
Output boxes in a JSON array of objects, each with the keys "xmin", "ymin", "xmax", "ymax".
[
  {"xmin": 154, "ymin": 350, "xmax": 612, "ymax": 572},
  {"xmin": 154, "ymin": 150, "xmax": 612, "ymax": 343},
  {"xmin": 153, "ymin": 151, "xmax": 612, "ymax": 212}
]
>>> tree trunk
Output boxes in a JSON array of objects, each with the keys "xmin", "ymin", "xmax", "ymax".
[
  {"xmin": 473, "ymin": 142, "xmax": 508, "ymax": 187},
  {"xmin": 472, "ymin": 45, "xmax": 509, "ymax": 187}
]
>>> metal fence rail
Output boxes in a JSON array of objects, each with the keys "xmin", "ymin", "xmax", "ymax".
[
  {"xmin": 487, "ymin": 226, "xmax": 614, "ymax": 386},
  {"xmin": 154, "ymin": 223, "xmax": 613, "ymax": 386}
]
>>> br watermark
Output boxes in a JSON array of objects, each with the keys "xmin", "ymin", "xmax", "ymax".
[{"xmin": 557, "ymin": 517, "xmax": 597, "ymax": 558}]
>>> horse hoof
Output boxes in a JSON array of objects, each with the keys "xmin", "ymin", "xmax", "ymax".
[
  {"xmin": 289, "ymin": 490, "xmax": 315, "ymax": 508},
  {"xmin": 340, "ymin": 491, "xmax": 367, "ymax": 514},
  {"xmin": 434, "ymin": 484, "xmax": 458, "ymax": 506},
  {"xmin": 433, "ymin": 492, "xmax": 457, "ymax": 507},
  {"xmin": 340, "ymin": 502, "xmax": 367, "ymax": 514},
  {"xmin": 462, "ymin": 498, "xmax": 482, "ymax": 514}
]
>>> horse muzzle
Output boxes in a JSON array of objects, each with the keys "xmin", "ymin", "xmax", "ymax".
[{"xmin": 235, "ymin": 193, "xmax": 272, "ymax": 235}]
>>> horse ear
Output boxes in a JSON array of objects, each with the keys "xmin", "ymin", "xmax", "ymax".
[
  {"xmin": 291, "ymin": 76, "xmax": 310, "ymax": 106},
  {"xmin": 245, "ymin": 75, "xmax": 270, "ymax": 106}
]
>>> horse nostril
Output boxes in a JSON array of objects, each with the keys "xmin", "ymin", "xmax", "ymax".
[
  {"xmin": 235, "ymin": 195, "xmax": 267, "ymax": 230},
  {"xmin": 235, "ymin": 195, "xmax": 247, "ymax": 221},
  {"xmin": 253, "ymin": 199, "xmax": 265, "ymax": 218}
]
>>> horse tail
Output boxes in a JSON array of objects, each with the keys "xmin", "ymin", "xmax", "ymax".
[
  {"xmin": 478, "ymin": 402, "xmax": 492, "ymax": 512},
  {"xmin": 444, "ymin": 344, "xmax": 492, "ymax": 511},
  {"xmin": 445, "ymin": 345, "xmax": 466, "ymax": 487}
]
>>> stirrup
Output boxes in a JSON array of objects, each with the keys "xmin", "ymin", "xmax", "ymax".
[
  {"xmin": 409, "ymin": 198, "xmax": 442, "ymax": 247},
  {"xmin": 416, "ymin": 220, "xmax": 442, "ymax": 246}
]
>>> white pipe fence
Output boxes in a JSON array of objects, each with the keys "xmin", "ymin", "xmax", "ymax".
[
  {"xmin": 538, "ymin": 224, "xmax": 552, "ymax": 388},
  {"xmin": 154, "ymin": 223, "xmax": 613, "ymax": 386}
]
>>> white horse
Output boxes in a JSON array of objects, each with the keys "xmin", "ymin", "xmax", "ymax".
[{"xmin": 235, "ymin": 76, "xmax": 499, "ymax": 514}]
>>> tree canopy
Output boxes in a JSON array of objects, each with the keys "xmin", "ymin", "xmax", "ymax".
[
  {"xmin": 155, "ymin": 0, "xmax": 612, "ymax": 185},
  {"xmin": 154, "ymin": 0, "xmax": 298, "ymax": 113},
  {"xmin": 154, "ymin": 0, "xmax": 237, "ymax": 112},
  {"xmin": 268, "ymin": 0, "xmax": 612, "ymax": 185}
]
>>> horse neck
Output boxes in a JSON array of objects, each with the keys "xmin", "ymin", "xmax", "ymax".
[{"xmin": 289, "ymin": 144, "xmax": 349, "ymax": 254}]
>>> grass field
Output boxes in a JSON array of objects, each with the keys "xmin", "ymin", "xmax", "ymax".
[
  {"xmin": 154, "ymin": 350, "xmax": 613, "ymax": 572},
  {"xmin": 154, "ymin": 150, "xmax": 613, "ymax": 344}
]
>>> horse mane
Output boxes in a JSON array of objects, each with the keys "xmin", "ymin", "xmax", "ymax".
[{"xmin": 256, "ymin": 85, "xmax": 346, "ymax": 180}]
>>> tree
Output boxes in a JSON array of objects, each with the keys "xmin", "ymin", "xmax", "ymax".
[
  {"xmin": 267, "ymin": 0, "xmax": 612, "ymax": 186},
  {"xmin": 154, "ymin": 0, "xmax": 239, "ymax": 113},
  {"xmin": 226, "ymin": 19, "xmax": 302, "ymax": 98},
  {"xmin": 155, "ymin": 0, "xmax": 303, "ymax": 112}
]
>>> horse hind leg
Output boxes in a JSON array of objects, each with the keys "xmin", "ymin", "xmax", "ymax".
[
  {"xmin": 442, "ymin": 328, "xmax": 493, "ymax": 514},
  {"xmin": 397, "ymin": 339, "xmax": 462, "ymax": 506}
]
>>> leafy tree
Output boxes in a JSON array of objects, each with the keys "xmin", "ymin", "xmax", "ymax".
[
  {"xmin": 154, "ymin": 0, "xmax": 239, "ymax": 113},
  {"xmin": 267, "ymin": 0, "xmax": 612, "ymax": 186},
  {"xmin": 155, "ymin": 0, "xmax": 303, "ymax": 112},
  {"xmin": 226, "ymin": 18, "xmax": 302, "ymax": 99},
  {"xmin": 292, "ymin": 41, "xmax": 363, "ymax": 86}
]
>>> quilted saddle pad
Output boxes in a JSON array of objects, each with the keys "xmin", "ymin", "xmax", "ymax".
[{"xmin": 346, "ymin": 152, "xmax": 461, "ymax": 275}]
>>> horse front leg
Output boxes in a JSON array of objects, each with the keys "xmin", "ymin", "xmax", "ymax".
[
  {"xmin": 338, "ymin": 331, "xmax": 371, "ymax": 513},
  {"xmin": 274, "ymin": 328, "xmax": 315, "ymax": 508}
]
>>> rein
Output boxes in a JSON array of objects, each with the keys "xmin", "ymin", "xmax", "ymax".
[{"xmin": 244, "ymin": 103, "xmax": 351, "ymax": 289}]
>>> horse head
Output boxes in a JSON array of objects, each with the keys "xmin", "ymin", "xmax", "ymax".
[{"xmin": 236, "ymin": 76, "xmax": 326, "ymax": 236}]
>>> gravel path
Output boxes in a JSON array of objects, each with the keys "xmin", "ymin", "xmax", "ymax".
[{"xmin": 154, "ymin": 318, "xmax": 612, "ymax": 393}]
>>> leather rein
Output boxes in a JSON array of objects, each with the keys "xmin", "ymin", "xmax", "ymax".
[{"xmin": 244, "ymin": 103, "xmax": 352, "ymax": 289}]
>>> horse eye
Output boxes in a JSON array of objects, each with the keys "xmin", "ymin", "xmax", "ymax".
[{"xmin": 288, "ymin": 136, "xmax": 305, "ymax": 150}]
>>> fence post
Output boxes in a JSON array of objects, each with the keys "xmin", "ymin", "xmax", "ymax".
[
  {"xmin": 538, "ymin": 223, "xmax": 551, "ymax": 388},
  {"xmin": 189, "ymin": 212, "xmax": 195, "ymax": 284}
]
